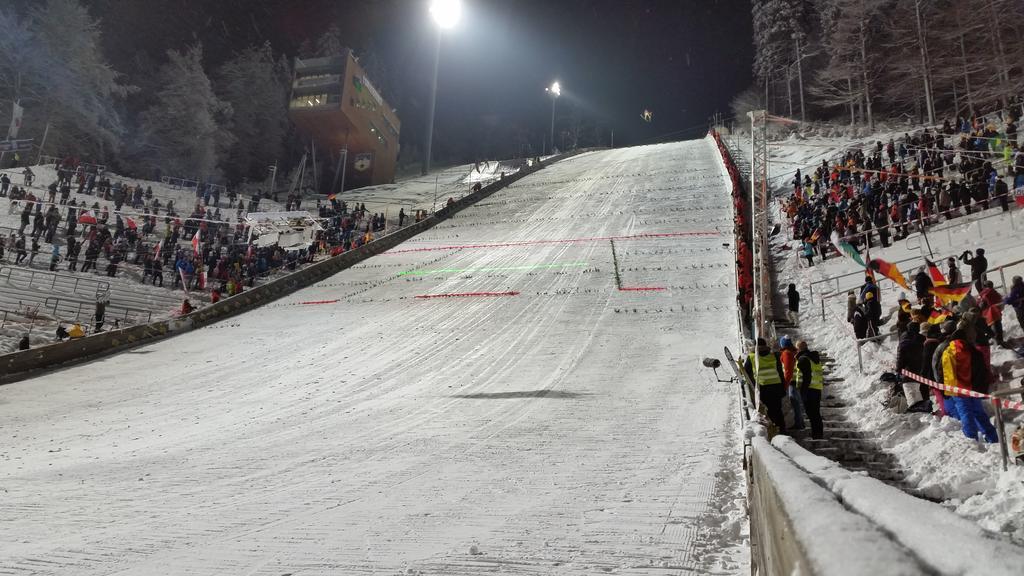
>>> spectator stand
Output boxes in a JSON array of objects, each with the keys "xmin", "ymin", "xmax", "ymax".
[{"xmin": 0, "ymin": 163, "xmax": 420, "ymax": 352}]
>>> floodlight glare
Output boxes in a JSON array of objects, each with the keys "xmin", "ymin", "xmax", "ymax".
[
  {"xmin": 430, "ymin": 0, "xmax": 462, "ymax": 29},
  {"xmin": 548, "ymin": 81, "xmax": 561, "ymax": 97}
]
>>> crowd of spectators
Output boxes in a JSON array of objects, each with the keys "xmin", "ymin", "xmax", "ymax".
[
  {"xmin": 0, "ymin": 156, "xmax": 424, "ymax": 349},
  {"xmin": 771, "ymin": 113, "xmax": 1024, "ymax": 448},
  {"xmin": 784, "ymin": 113, "xmax": 1023, "ymax": 264}
]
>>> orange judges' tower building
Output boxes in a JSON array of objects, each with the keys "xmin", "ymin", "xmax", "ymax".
[{"xmin": 288, "ymin": 49, "xmax": 401, "ymax": 191}]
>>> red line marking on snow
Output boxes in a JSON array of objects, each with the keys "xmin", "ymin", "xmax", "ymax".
[
  {"xmin": 385, "ymin": 231, "xmax": 721, "ymax": 255},
  {"xmin": 298, "ymin": 299, "xmax": 339, "ymax": 305},
  {"xmin": 618, "ymin": 287, "xmax": 667, "ymax": 292},
  {"xmin": 415, "ymin": 291, "xmax": 520, "ymax": 299}
]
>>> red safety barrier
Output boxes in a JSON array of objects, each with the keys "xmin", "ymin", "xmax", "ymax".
[
  {"xmin": 415, "ymin": 291, "xmax": 520, "ymax": 299},
  {"xmin": 709, "ymin": 130, "xmax": 753, "ymax": 318},
  {"xmin": 900, "ymin": 369, "xmax": 1024, "ymax": 410},
  {"xmin": 298, "ymin": 299, "xmax": 340, "ymax": 305}
]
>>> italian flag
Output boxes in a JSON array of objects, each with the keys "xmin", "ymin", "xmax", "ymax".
[{"xmin": 830, "ymin": 231, "xmax": 865, "ymax": 268}]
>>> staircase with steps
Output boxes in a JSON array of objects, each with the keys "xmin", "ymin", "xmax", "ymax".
[{"xmin": 771, "ymin": 316, "xmax": 928, "ymax": 494}]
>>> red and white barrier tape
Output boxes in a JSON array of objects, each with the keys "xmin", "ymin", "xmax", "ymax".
[{"xmin": 900, "ymin": 369, "xmax": 1024, "ymax": 410}]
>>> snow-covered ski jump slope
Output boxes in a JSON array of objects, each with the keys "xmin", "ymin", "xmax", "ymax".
[{"xmin": 0, "ymin": 139, "xmax": 746, "ymax": 575}]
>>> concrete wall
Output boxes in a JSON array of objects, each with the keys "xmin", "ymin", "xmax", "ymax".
[
  {"xmin": 747, "ymin": 436, "xmax": 927, "ymax": 576},
  {"xmin": 0, "ymin": 149, "xmax": 600, "ymax": 383}
]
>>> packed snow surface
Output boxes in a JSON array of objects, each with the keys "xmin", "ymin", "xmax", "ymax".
[{"xmin": 0, "ymin": 139, "xmax": 747, "ymax": 575}]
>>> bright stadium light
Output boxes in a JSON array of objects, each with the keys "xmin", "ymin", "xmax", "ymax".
[
  {"xmin": 430, "ymin": 0, "xmax": 462, "ymax": 30},
  {"xmin": 423, "ymin": 0, "xmax": 462, "ymax": 176},
  {"xmin": 546, "ymin": 81, "xmax": 562, "ymax": 154}
]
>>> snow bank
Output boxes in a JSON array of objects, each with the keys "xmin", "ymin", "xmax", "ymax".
[
  {"xmin": 774, "ymin": 435, "xmax": 1024, "ymax": 575},
  {"xmin": 750, "ymin": 436, "xmax": 924, "ymax": 575}
]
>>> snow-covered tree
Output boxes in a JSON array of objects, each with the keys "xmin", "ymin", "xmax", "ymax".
[
  {"xmin": 315, "ymin": 25, "xmax": 345, "ymax": 58},
  {"xmin": 731, "ymin": 86, "xmax": 764, "ymax": 121},
  {"xmin": 216, "ymin": 43, "xmax": 291, "ymax": 184},
  {"xmin": 810, "ymin": 0, "xmax": 889, "ymax": 129},
  {"xmin": 0, "ymin": 9, "xmax": 38, "ymax": 111},
  {"xmin": 751, "ymin": 0, "xmax": 807, "ymax": 114},
  {"xmin": 0, "ymin": 0, "xmax": 129, "ymax": 161},
  {"xmin": 873, "ymin": 0, "xmax": 940, "ymax": 124},
  {"xmin": 764, "ymin": 0, "xmax": 1024, "ymax": 125},
  {"xmin": 136, "ymin": 44, "xmax": 233, "ymax": 179}
]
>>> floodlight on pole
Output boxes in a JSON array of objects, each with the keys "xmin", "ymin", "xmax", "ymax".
[
  {"xmin": 545, "ymin": 81, "xmax": 561, "ymax": 155},
  {"xmin": 430, "ymin": 0, "xmax": 462, "ymax": 29},
  {"xmin": 423, "ymin": 0, "xmax": 462, "ymax": 176}
]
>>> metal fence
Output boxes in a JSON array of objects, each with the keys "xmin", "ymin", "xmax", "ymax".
[
  {"xmin": 0, "ymin": 266, "xmax": 110, "ymax": 300},
  {"xmin": 38, "ymin": 155, "xmax": 107, "ymax": 175},
  {"xmin": 160, "ymin": 176, "xmax": 227, "ymax": 197}
]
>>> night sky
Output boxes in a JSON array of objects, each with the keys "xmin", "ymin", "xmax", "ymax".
[{"xmin": 79, "ymin": 0, "xmax": 752, "ymax": 160}]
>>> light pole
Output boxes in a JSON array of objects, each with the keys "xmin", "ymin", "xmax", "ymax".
[
  {"xmin": 422, "ymin": 0, "xmax": 462, "ymax": 176},
  {"xmin": 545, "ymin": 81, "xmax": 561, "ymax": 155}
]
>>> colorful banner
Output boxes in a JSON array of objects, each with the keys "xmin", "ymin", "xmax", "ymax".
[{"xmin": 869, "ymin": 258, "xmax": 910, "ymax": 290}]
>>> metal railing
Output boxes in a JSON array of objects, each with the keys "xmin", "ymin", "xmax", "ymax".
[
  {"xmin": 0, "ymin": 266, "xmax": 110, "ymax": 299},
  {"xmin": 160, "ymin": 176, "xmax": 227, "ymax": 196},
  {"xmin": 38, "ymin": 155, "xmax": 107, "ymax": 174},
  {"xmin": 989, "ymin": 257, "xmax": 1024, "ymax": 294},
  {"xmin": 42, "ymin": 296, "xmax": 152, "ymax": 326},
  {"xmin": 993, "ymin": 385, "xmax": 1024, "ymax": 471}
]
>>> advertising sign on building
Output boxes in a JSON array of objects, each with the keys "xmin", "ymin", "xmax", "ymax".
[
  {"xmin": 0, "ymin": 139, "xmax": 33, "ymax": 153},
  {"xmin": 353, "ymin": 152, "xmax": 373, "ymax": 172}
]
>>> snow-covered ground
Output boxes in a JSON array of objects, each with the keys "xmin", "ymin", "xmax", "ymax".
[
  {"xmin": 335, "ymin": 157, "xmax": 533, "ymax": 217},
  {"xmin": 0, "ymin": 139, "xmax": 749, "ymax": 575},
  {"xmin": 758, "ymin": 129, "xmax": 1024, "ymax": 542}
]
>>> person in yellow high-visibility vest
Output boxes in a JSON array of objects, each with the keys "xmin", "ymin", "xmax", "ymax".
[
  {"xmin": 795, "ymin": 340, "xmax": 825, "ymax": 439},
  {"xmin": 743, "ymin": 338, "xmax": 786, "ymax": 433}
]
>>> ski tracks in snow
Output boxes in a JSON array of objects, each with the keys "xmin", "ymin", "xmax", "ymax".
[{"xmin": 0, "ymin": 138, "xmax": 746, "ymax": 575}]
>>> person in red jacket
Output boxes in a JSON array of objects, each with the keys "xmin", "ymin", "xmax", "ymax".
[
  {"xmin": 779, "ymin": 335, "xmax": 805, "ymax": 430},
  {"xmin": 978, "ymin": 281, "xmax": 1005, "ymax": 346}
]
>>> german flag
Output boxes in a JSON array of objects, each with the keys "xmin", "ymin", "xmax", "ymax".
[
  {"xmin": 925, "ymin": 259, "xmax": 947, "ymax": 287},
  {"xmin": 929, "ymin": 283, "xmax": 972, "ymax": 305},
  {"xmin": 927, "ymin": 308, "xmax": 951, "ymax": 325},
  {"xmin": 869, "ymin": 258, "xmax": 910, "ymax": 290}
]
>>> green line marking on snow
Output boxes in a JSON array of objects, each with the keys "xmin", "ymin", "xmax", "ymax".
[
  {"xmin": 398, "ymin": 262, "xmax": 588, "ymax": 277},
  {"xmin": 610, "ymin": 239, "xmax": 622, "ymax": 290}
]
